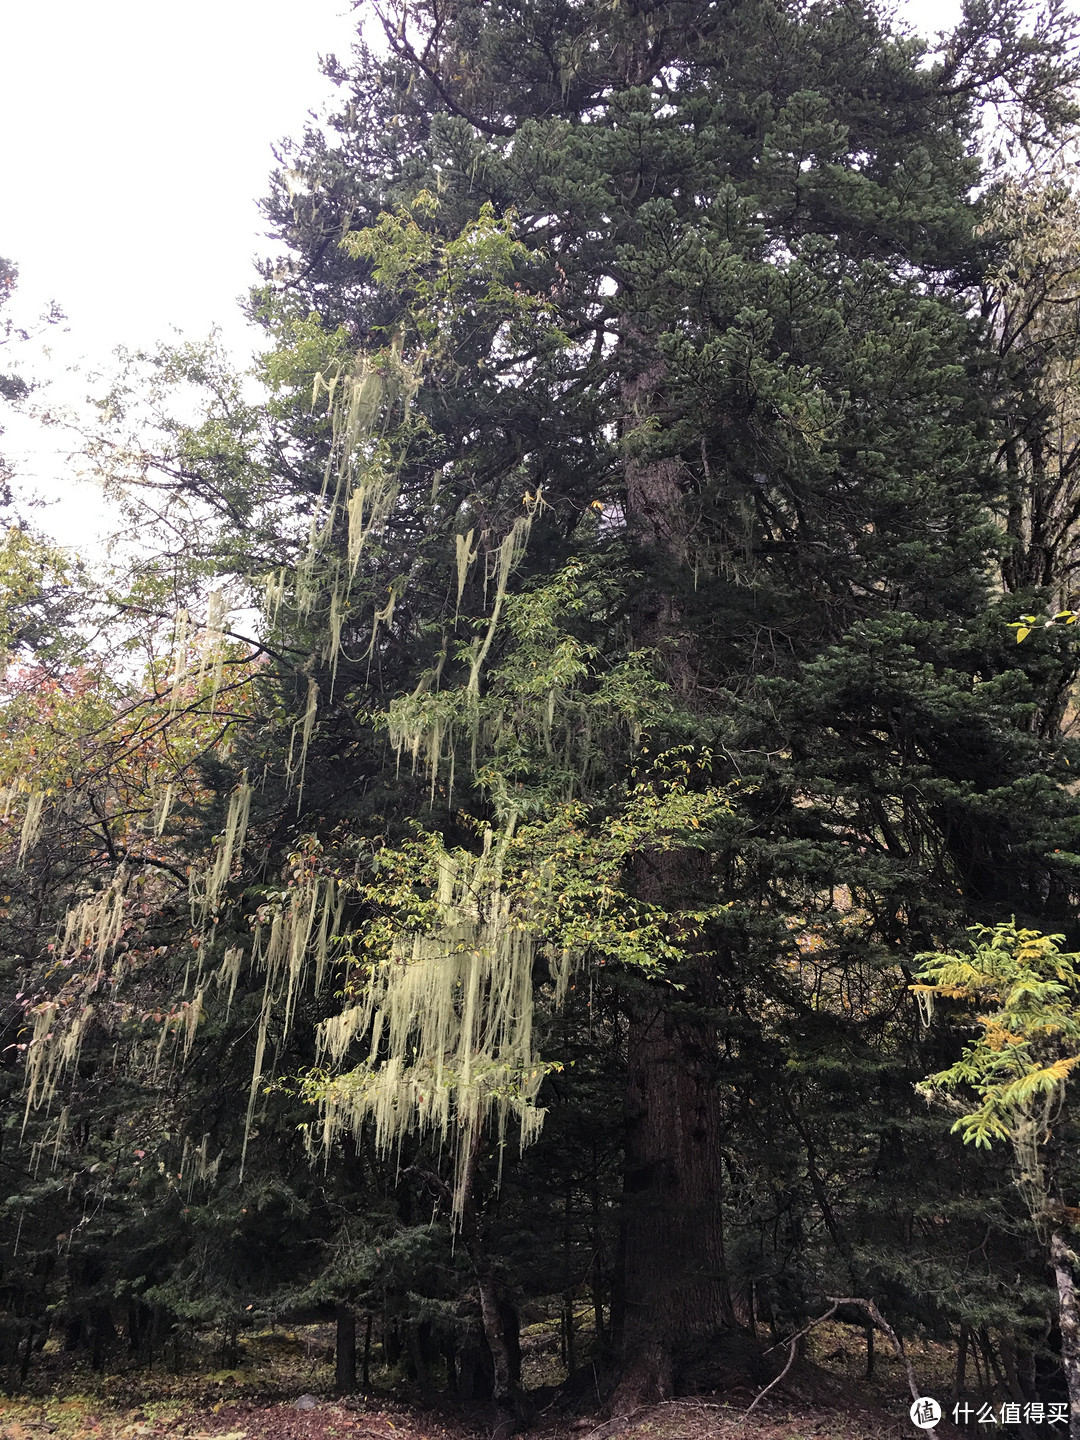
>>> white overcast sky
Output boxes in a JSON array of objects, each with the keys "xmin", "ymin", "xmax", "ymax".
[{"xmin": 1, "ymin": 0, "xmax": 961, "ymax": 552}]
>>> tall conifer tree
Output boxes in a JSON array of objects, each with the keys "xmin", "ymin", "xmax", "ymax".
[{"xmin": 249, "ymin": 0, "xmax": 1080, "ymax": 1404}]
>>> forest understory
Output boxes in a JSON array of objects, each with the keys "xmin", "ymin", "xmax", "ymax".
[{"xmin": 0, "ymin": 1317, "xmax": 956, "ymax": 1440}]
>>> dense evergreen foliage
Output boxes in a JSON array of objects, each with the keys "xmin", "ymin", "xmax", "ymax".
[{"xmin": 7, "ymin": 0, "xmax": 1080, "ymax": 1428}]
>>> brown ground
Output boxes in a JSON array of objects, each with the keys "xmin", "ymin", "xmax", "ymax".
[
  {"xmin": 0, "ymin": 1393, "xmax": 927, "ymax": 1440},
  {"xmin": 0, "ymin": 1320, "xmax": 973, "ymax": 1440}
]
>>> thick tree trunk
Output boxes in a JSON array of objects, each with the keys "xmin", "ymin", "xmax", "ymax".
[
  {"xmin": 610, "ymin": 332, "xmax": 736, "ymax": 1410},
  {"xmin": 610, "ymin": 980, "xmax": 734, "ymax": 1411},
  {"xmin": 1051, "ymin": 1230, "xmax": 1080, "ymax": 1440},
  {"xmin": 622, "ymin": 353, "xmax": 696, "ymax": 702}
]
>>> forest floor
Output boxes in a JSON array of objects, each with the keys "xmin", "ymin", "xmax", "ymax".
[{"xmin": 0, "ymin": 1320, "xmax": 976, "ymax": 1440}]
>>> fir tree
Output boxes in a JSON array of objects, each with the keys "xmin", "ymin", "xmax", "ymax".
[{"xmin": 248, "ymin": 0, "xmax": 1080, "ymax": 1406}]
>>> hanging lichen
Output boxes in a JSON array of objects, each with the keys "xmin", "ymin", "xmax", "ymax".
[
  {"xmin": 304, "ymin": 550, "xmax": 735, "ymax": 1219},
  {"xmin": 154, "ymin": 783, "xmax": 175, "ymax": 837},
  {"xmin": 218, "ymin": 944, "xmax": 245, "ymax": 1014},
  {"xmin": 455, "ymin": 528, "xmax": 478, "ymax": 614},
  {"xmin": 189, "ymin": 777, "xmax": 252, "ymax": 926},
  {"xmin": 195, "ymin": 589, "xmax": 230, "ymax": 713},
  {"xmin": 23, "ymin": 1000, "xmax": 95, "ymax": 1129},
  {"xmin": 383, "ymin": 497, "xmax": 548, "ymax": 798},
  {"xmin": 179, "ymin": 1132, "xmax": 222, "ymax": 1195},
  {"xmin": 59, "ymin": 870, "xmax": 128, "ymax": 965},
  {"xmin": 466, "ymin": 499, "xmax": 543, "ymax": 698},
  {"xmin": 29, "ymin": 1105, "xmax": 69, "ymax": 1178},
  {"xmin": 164, "ymin": 591, "xmax": 235, "ymax": 719},
  {"xmin": 263, "ymin": 197, "xmax": 560, "ymax": 799},
  {"xmin": 310, "ymin": 346, "xmax": 421, "ymax": 584},
  {"xmin": 167, "ymin": 609, "xmax": 190, "ymax": 717},
  {"xmin": 384, "ymin": 555, "xmax": 664, "ymax": 810},
  {"xmin": 260, "ymin": 343, "xmax": 427, "ymax": 791},
  {"xmin": 240, "ymin": 874, "xmax": 344, "ymax": 1173},
  {"xmin": 17, "ymin": 791, "xmax": 45, "ymax": 868},
  {"xmin": 287, "ymin": 680, "xmax": 319, "ymax": 806},
  {"xmin": 263, "ymin": 568, "xmax": 288, "ymax": 630},
  {"xmin": 308, "ymin": 824, "xmax": 561, "ymax": 1218},
  {"xmin": 16, "ymin": 204, "xmax": 622, "ymax": 1223},
  {"xmin": 10, "ymin": 343, "xmax": 430, "ymax": 1187},
  {"xmin": 303, "ymin": 744, "xmax": 733, "ymax": 1224}
]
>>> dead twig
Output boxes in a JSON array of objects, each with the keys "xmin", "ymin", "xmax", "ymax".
[
  {"xmin": 761, "ymin": 1299, "xmax": 842, "ymax": 1359},
  {"xmin": 747, "ymin": 1298, "xmax": 842, "ymax": 1415},
  {"xmin": 827, "ymin": 1296, "xmax": 927, "ymax": 1419},
  {"xmin": 746, "ymin": 1331, "xmax": 800, "ymax": 1415}
]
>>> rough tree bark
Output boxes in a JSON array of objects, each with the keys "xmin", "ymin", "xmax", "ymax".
[
  {"xmin": 611, "ymin": 976, "xmax": 735, "ymax": 1409},
  {"xmin": 609, "ymin": 340, "xmax": 736, "ymax": 1410}
]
